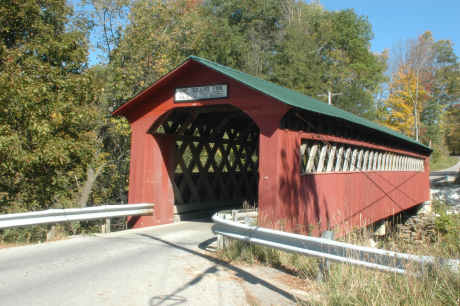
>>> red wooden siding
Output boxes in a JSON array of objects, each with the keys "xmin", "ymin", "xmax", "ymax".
[
  {"xmin": 118, "ymin": 60, "xmax": 431, "ymax": 235},
  {"xmin": 257, "ymin": 129, "xmax": 430, "ymax": 235},
  {"xmin": 124, "ymin": 61, "xmax": 289, "ymax": 227}
]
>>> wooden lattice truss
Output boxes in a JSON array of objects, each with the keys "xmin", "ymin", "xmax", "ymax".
[
  {"xmin": 151, "ymin": 105, "xmax": 259, "ymax": 206},
  {"xmin": 300, "ymin": 139, "xmax": 425, "ymax": 174}
]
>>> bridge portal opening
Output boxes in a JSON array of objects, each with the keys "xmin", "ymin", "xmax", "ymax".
[{"xmin": 150, "ymin": 105, "xmax": 259, "ymax": 220}]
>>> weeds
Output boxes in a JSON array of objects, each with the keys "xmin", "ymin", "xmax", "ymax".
[
  {"xmin": 218, "ymin": 203, "xmax": 460, "ymax": 305},
  {"xmin": 218, "ymin": 240, "xmax": 318, "ymax": 279},
  {"xmin": 432, "ymin": 201, "xmax": 460, "ymax": 258},
  {"xmin": 0, "ymin": 220, "xmax": 105, "ymax": 245},
  {"xmin": 320, "ymin": 263, "xmax": 460, "ymax": 306}
]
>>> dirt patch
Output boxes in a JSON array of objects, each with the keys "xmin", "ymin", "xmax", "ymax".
[
  {"xmin": 273, "ymin": 271, "xmax": 312, "ymax": 293},
  {"xmin": 234, "ymin": 264, "xmax": 318, "ymax": 305}
]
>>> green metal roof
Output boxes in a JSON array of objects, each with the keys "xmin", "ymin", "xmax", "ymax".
[{"xmin": 188, "ymin": 56, "xmax": 431, "ymax": 152}]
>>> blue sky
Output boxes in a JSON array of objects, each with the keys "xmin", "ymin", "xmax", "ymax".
[
  {"xmin": 320, "ymin": 0, "xmax": 459, "ymax": 56},
  {"xmin": 84, "ymin": 0, "xmax": 459, "ymax": 65}
]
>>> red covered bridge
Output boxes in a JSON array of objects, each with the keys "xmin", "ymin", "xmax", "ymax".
[{"xmin": 113, "ymin": 56, "xmax": 431, "ymax": 235}]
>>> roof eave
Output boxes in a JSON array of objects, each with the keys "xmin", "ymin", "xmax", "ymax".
[
  {"xmin": 111, "ymin": 57, "xmax": 194, "ymax": 117},
  {"xmin": 111, "ymin": 55, "xmax": 431, "ymax": 154}
]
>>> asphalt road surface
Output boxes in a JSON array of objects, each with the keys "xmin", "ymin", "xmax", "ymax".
[
  {"xmin": 430, "ymin": 156, "xmax": 460, "ymax": 181},
  {"xmin": 0, "ymin": 220, "xmax": 303, "ymax": 306}
]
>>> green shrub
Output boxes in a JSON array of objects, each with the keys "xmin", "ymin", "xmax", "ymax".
[{"xmin": 433, "ymin": 202, "xmax": 460, "ymax": 258}]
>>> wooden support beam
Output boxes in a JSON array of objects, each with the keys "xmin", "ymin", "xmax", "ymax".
[
  {"xmin": 148, "ymin": 112, "xmax": 170, "ymax": 135},
  {"xmin": 326, "ymin": 145, "xmax": 337, "ymax": 172},
  {"xmin": 175, "ymin": 111, "xmax": 199, "ymax": 136},
  {"xmin": 343, "ymin": 147, "xmax": 352, "ymax": 171},
  {"xmin": 306, "ymin": 144, "xmax": 319, "ymax": 173},
  {"xmin": 350, "ymin": 148, "xmax": 358, "ymax": 171},
  {"xmin": 317, "ymin": 144, "xmax": 328, "ymax": 172},
  {"xmin": 357, "ymin": 149, "xmax": 364, "ymax": 170},
  {"xmin": 335, "ymin": 146, "xmax": 344, "ymax": 172}
]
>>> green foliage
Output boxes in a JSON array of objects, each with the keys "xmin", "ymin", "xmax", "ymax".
[
  {"xmin": 198, "ymin": 1, "xmax": 388, "ymax": 119},
  {"xmin": 430, "ymin": 150, "xmax": 458, "ymax": 171},
  {"xmin": 422, "ymin": 39, "xmax": 460, "ymax": 154},
  {"xmin": 0, "ymin": 221, "xmax": 104, "ymax": 244},
  {"xmin": 102, "ymin": 0, "xmax": 386, "ymax": 119},
  {"xmin": 0, "ymin": 1, "xmax": 103, "ymax": 219},
  {"xmin": 219, "ymin": 240, "xmax": 281, "ymax": 267},
  {"xmin": 1, "ymin": 226, "xmax": 49, "ymax": 243},
  {"xmin": 200, "ymin": 0, "xmax": 282, "ymax": 76},
  {"xmin": 106, "ymin": 0, "xmax": 205, "ymax": 105},
  {"xmin": 445, "ymin": 105, "xmax": 460, "ymax": 154},
  {"xmin": 218, "ymin": 239, "xmax": 318, "ymax": 280},
  {"xmin": 270, "ymin": 4, "xmax": 387, "ymax": 120},
  {"xmin": 433, "ymin": 201, "xmax": 460, "ymax": 257},
  {"xmin": 380, "ymin": 31, "xmax": 460, "ymax": 154},
  {"xmin": 83, "ymin": 65, "xmax": 131, "ymax": 205}
]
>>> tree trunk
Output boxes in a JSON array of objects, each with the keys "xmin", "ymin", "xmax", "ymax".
[
  {"xmin": 414, "ymin": 71, "xmax": 420, "ymax": 141},
  {"xmin": 78, "ymin": 164, "xmax": 105, "ymax": 208}
]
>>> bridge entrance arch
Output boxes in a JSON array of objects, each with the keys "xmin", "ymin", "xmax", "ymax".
[
  {"xmin": 114, "ymin": 57, "xmax": 289, "ymax": 228},
  {"xmin": 150, "ymin": 105, "xmax": 259, "ymax": 221}
]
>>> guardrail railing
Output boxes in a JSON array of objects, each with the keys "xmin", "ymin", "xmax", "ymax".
[
  {"xmin": 212, "ymin": 210, "xmax": 459, "ymax": 275},
  {"xmin": 0, "ymin": 203, "xmax": 154, "ymax": 230}
]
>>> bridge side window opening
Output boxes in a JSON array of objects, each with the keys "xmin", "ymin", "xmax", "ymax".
[{"xmin": 300, "ymin": 139, "xmax": 424, "ymax": 175}]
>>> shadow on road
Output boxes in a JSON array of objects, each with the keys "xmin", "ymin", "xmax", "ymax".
[
  {"xmin": 137, "ymin": 233, "xmax": 303, "ymax": 306},
  {"xmin": 197, "ymin": 237, "xmax": 217, "ymax": 252}
]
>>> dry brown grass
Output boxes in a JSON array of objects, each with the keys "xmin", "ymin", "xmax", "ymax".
[{"xmin": 218, "ymin": 204, "xmax": 460, "ymax": 305}]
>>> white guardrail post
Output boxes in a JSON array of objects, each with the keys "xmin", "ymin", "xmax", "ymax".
[
  {"xmin": 0, "ymin": 203, "xmax": 154, "ymax": 229},
  {"xmin": 212, "ymin": 211, "xmax": 460, "ymax": 275}
]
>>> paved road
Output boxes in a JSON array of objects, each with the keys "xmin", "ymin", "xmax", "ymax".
[
  {"xmin": 430, "ymin": 156, "xmax": 460, "ymax": 182},
  {"xmin": 0, "ymin": 220, "xmax": 302, "ymax": 306}
]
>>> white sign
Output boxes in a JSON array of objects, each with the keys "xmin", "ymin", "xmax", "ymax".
[{"xmin": 174, "ymin": 84, "xmax": 228, "ymax": 102}]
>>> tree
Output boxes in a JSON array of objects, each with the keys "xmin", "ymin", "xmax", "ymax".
[
  {"xmin": 200, "ymin": 0, "xmax": 283, "ymax": 77},
  {"xmin": 382, "ymin": 31, "xmax": 460, "ymax": 149},
  {"xmin": 422, "ymin": 39, "xmax": 460, "ymax": 147},
  {"xmin": 270, "ymin": 3, "xmax": 387, "ymax": 119},
  {"xmin": 0, "ymin": 0, "xmax": 102, "ymax": 217},
  {"xmin": 380, "ymin": 67, "xmax": 429, "ymax": 137},
  {"xmin": 445, "ymin": 104, "xmax": 460, "ymax": 154},
  {"xmin": 403, "ymin": 32, "xmax": 434, "ymax": 141},
  {"xmin": 83, "ymin": 0, "xmax": 131, "ymax": 63},
  {"xmin": 105, "ymin": 0, "xmax": 205, "ymax": 105},
  {"xmin": 200, "ymin": 1, "xmax": 388, "ymax": 119}
]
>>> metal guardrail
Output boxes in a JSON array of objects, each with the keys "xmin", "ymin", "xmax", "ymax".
[
  {"xmin": 0, "ymin": 203, "xmax": 154, "ymax": 229},
  {"xmin": 212, "ymin": 211, "xmax": 460, "ymax": 275},
  {"xmin": 430, "ymin": 176, "xmax": 448, "ymax": 183}
]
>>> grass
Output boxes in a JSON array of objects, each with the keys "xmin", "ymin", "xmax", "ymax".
[
  {"xmin": 430, "ymin": 155, "xmax": 459, "ymax": 171},
  {"xmin": 0, "ymin": 220, "xmax": 109, "ymax": 245},
  {"xmin": 317, "ymin": 262, "xmax": 459, "ymax": 306},
  {"xmin": 217, "ymin": 203, "xmax": 460, "ymax": 305}
]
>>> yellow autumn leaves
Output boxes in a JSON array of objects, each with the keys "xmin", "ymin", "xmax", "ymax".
[{"xmin": 380, "ymin": 67, "xmax": 429, "ymax": 139}]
